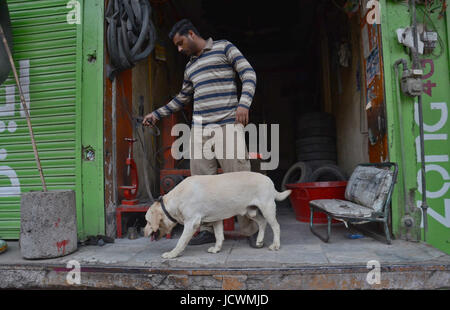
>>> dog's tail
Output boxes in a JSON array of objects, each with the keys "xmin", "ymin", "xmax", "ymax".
[{"xmin": 275, "ymin": 190, "xmax": 292, "ymax": 202}]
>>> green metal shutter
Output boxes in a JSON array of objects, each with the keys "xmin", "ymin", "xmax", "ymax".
[{"xmin": 0, "ymin": 0, "xmax": 78, "ymax": 239}]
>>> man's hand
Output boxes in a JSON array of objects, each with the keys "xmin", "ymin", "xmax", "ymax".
[
  {"xmin": 143, "ymin": 113, "xmax": 158, "ymax": 127},
  {"xmin": 235, "ymin": 106, "xmax": 249, "ymax": 126}
]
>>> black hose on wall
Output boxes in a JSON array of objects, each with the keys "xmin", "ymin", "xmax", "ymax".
[
  {"xmin": 0, "ymin": 1, "xmax": 13, "ymax": 85},
  {"xmin": 106, "ymin": 0, "xmax": 157, "ymax": 80}
]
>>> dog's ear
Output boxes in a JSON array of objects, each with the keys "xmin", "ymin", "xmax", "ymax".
[
  {"xmin": 145, "ymin": 207, "xmax": 152, "ymax": 223},
  {"xmin": 149, "ymin": 205, "xmax": 162, "ymax": 232}
]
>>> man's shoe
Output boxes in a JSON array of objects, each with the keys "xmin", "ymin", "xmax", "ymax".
[
  {"xmin": 248, "ymin": 231, "xmax": 263, "ymax": 248},
  {"xmin": 188, "ymin": 231, "xmax": 216, "ymax": 246}
]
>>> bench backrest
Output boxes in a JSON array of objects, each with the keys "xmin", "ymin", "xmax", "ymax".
[{"xmin": 345, "ymin": 166, "xmax": 394, "ymax": 213}]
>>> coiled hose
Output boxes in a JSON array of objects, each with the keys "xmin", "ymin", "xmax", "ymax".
[
  {"xmin": 0, "ymin": 1, "xmax": 13, "ymax": 85},
  {"xmin": 106, "ymin": 0, "xmax": 157, "ymax": 80}
]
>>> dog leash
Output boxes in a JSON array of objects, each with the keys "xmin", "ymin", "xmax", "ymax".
[{"xmin": 157, "ymin": 196, "xmax": 177, "ymax": 223}]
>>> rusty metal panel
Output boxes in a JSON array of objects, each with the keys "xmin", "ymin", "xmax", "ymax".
[{"xmin": 359, "ymin": 5, "xmax": 389, "ymax": 163}]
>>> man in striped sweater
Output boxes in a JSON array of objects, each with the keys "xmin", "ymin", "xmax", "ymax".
[{"xmin": 143, "ymin": 19, "xmax": 260, "ymax": 247}]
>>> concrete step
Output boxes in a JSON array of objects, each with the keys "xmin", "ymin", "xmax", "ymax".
[{"xmin": 1, "ymin": 208, "xmax": 449, "ymax": 289}]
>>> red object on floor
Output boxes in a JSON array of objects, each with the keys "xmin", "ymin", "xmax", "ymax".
[{"xmin": 286, "ymin": 181, "xmax": 348, "ymax": 224}]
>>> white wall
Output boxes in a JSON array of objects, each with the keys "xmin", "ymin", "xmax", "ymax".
[{"xmin": 333, "ymin": 18, "xmax": 370, "ymax": 176}]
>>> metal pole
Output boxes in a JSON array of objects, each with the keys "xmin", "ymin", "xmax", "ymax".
[
  {"xmin": 394, "ymin": 59, "xmax": 411, "ymax": 216},
  {"xmin": 0, "ymin": 24, "xmax": 47, "ymax": 192},
  {"xmin": 411, "ymin": 0, "xmax": 429, "ymax": 241},
  {"xmin": 411, "ymin": 0, "xmax": 420, "ymax": 69},
  {"xmin": 417, "ymin": 96, "xmax": 429, "ymax": 241},
  {"xmin": 112, "ymin": 78, "xmax": 118, "ymax": 208}
]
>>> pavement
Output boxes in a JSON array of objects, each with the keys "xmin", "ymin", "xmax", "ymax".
[{"xmin": 0, "ymin": 206, "xmax": 449, "ymax": 289}]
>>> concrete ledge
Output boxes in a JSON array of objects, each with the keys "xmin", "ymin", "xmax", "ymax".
[
  {"xmin": 2, "ymin": 210, "xmax": 449, "ymax": 289},
  {"xmin": 0, "ymin": 262, "xmax": 448, "ymax": 290}
]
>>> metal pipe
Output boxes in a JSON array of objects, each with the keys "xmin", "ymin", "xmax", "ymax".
[
  {"xmin": 112, "ymin": 78, "xmax": 118, "ymax": 208},
  {"xmin": 417, "ymin": 95, "xmax": 429, "ymax": 241},
  {"xmin": 410, "ymin": 0, "xmax": 429, "ymax": 241},
  {"xmin": 394, "ymin": 59, "xmax": 411, "ymax": 216},
  {"xmin": 411, "ymin": 0, "xmax": 420, "ymax": 69}
]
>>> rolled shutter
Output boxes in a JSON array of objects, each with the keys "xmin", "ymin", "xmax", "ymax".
[{"xmin": 0, "ymin": 0, "xmax": 78, "ymax": 239}]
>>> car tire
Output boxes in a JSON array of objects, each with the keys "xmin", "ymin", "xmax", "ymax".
[
  {"xmin": 297, "ymin": 151, "xmax": 337, "ymax": 161},
  {"xmin": 281, "ymin": 161, "xmax": 313, "ymax": 191},
  {"xmin": 309, "ymin": 165, "xmax": 347, "ymax": 182},
  {"xmin": 297, "ymin": 126, "xmax": 337, "ymax": 139}
]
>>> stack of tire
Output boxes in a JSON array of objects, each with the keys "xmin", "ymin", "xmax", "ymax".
[
  {"xmin": 281, "ymin": 112, "xmax": 346, "ymax": 190},
  {"xmin": 296, "ymin": 112, "xmax": 337, "ymax": 167}
]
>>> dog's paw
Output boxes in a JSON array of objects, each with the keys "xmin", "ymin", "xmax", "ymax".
[
  {"xmin": 268, "ymin": 243, "xmax": 280, "ymax": 251},
  {"xmin": 162, "ymin": 251, "xmax": 179, "ymax": 259},
  {"xmin": 207, "ymin": 246, "xmax": 221, "ymax": 254}
]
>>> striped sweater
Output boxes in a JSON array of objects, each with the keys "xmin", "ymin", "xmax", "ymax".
[{"xmin": 152, "ymin": 38, "xmax": 257, "ymax": 127}]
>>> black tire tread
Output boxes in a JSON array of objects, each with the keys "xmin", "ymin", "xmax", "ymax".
[
  {"xmin": 281, "ymin": 162, "xmax": 313, "ymax": 191},
  {"xmin": 309, "ymin": 165, "xmax": 347, "ymax": 182}
]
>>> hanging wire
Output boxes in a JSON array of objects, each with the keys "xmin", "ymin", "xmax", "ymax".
[
  {"xmin": 331, "ymin": 0, "xmax": 349, "ymax": 14},
  {"xmin": 418, "ymin": 4, "xmax": 445, "ymax": 59}
]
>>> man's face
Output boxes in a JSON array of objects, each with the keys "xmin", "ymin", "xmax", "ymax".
[{"xmin": 173, "ymin": 31, "xmax": 197, "ymax": 57}]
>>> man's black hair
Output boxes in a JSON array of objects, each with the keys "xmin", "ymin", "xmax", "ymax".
[{"xmin": 169, "ymin": 19, "xmax": 200, "ymax": 40}]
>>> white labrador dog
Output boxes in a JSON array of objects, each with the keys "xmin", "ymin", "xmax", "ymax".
[{"xmin": 144, "ymin": 171, "xmax": 292, "ymax": 259}]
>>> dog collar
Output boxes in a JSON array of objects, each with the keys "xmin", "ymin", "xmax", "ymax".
[{"xmin": 158, "ymin": 196, "xmax": 177, "ymax": 223}]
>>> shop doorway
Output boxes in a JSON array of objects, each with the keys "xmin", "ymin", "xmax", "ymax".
[
  {"xmin": 107, "ymin": 0, "xmax": 389, "ymax": 239},
  {"xmin": 156, "ymin": 0, "xmax": 383, "ymax": 188}
]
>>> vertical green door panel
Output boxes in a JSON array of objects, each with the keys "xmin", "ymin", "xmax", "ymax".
[
  {"xmin": 0, "ymin": 0, "xmax": 78, "ymax": 239},
  {"xmin": 0, "ymin": 0, "xmax": 104, "ymax": 240},
  {"xmin": 79, "ymin": 0, "xmax": 105, "ymax": 237},
  {"xmin": 381, "ymin": 0, "xmax": 450, "ymax": 254}
]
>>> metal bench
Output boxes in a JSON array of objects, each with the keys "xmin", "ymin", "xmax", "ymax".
[{"xmin": 309, "ymin": 163, "xmax": 398, "ymax": 244}]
